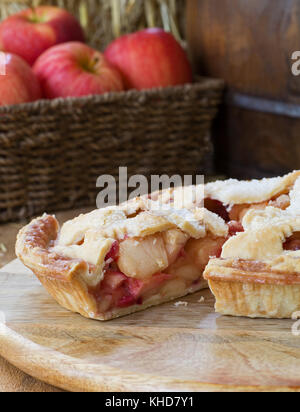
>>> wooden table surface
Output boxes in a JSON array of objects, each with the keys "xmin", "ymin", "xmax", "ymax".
[
  {"xmin": 0, "ymin": 208, "xmax": 91, "ymax": 392},
  {"xmin": 2, "ymin": 207, "xmax": 298, "ymax": 392}
]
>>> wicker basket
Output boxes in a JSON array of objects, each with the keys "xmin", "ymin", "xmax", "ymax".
[{"xmin": 0, "ymin": 1, "xmax": 224, "ymax": 223}]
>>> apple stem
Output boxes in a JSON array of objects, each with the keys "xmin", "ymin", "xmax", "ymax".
[
  {"xmin": 29, "ymin": 7, "xmax": 38, "ymax": 23},
  {"xmin": 93, "ymin": 56, "xmax": 99, "ymax": 66}
]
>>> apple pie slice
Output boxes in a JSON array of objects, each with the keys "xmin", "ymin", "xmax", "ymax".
[{"xmin": 16, "ymin": 197, "xmax": 228, "ymax": 320}]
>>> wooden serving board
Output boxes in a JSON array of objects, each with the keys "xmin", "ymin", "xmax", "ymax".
[{"xmin": 0, "ymin": 260, "xmax": 300, "ymax": 392}]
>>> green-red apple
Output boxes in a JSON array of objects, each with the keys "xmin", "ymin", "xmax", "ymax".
[
  {"xmin": 104, "ymin": 28, "xmax": 193, "ymax": 90},
  {"xmin": 33, "ymin": 42, "xmax": 124, "ymax": 99},
  {"xmin": 0, "ymin": 53, "xmax": 42, "ymax": 106},
  {"xmin": 0, "ymin": 6, "xmax": 85, "ymax": 65}
]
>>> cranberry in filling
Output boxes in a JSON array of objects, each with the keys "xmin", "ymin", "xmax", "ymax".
[
  {"xmin": 283, "ymin": 232, "xmax": 300, "ymax": 251},
  {"xmin": 204, "ymin": 198, "xmax": 229, "ymax": 222},
  {"xmin": 117, "ymin": 273, "xmax": 172, "ymax": 308},
  {"xmin": 90, "ymin": 270, "xmax": 172, "ymax": 311},
  {"xmin": 228, "ymin": 221, "xmax": 244, "ymax": 237},
  {"xmin": 105, "ymin": 241, "xmax": 119, "ymax": 262}
]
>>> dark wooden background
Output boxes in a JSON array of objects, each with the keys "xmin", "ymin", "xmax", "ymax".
[{"xmin": 187, "ymin": 0, "xmax": 300, "ymax": 178}]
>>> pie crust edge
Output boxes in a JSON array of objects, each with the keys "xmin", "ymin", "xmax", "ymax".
[{"xmin": 16, "ymin": 214, "xmax": 210, "ymax": 321}]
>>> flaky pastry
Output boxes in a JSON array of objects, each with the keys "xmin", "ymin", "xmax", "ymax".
[
  {"xmin": 16, "ymin": 195, "xmax": 227, "ymax": 320},
  {"xmin": 204, "ymin": 200, "xmax": 300, "ymax": 318},
  {"xmin": 16, "ymin": 171, "xmax": 300, "ymax": 321},
  {"xmin": 205, "ymin": 170, "xmax": 300, "ymax": 223}
]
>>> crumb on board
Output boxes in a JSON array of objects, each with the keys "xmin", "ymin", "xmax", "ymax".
[
  {"xmin": 198, "ymin": 296, "xmax": 205, "ymax": 303},
  {"xmin": 174, "ymin": 301, "xmax": 188, "ymax": 307},
  {"xmin": 0, "ymin": 243, "xmax": 7, "ymax": 254}
]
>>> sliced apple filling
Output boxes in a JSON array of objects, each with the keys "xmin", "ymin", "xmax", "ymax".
[
  {"xmin": 205, "ymin": 194, "xmax": 290, "ymax": 221},
  {"xmin": 227, "ymin": 194, "xmax": 290, "ymax": 222},
  {"xmin": 89, "ymin": 229, "xmax": 227, "ymax": 314},
  {"xmin": 204, "ymin": 194, "xmax": 291, "ymax": 239}
]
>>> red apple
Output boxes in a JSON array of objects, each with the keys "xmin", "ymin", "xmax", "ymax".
[
  {"xmin": 0, "ymin": 53, "xmax": 42, "ymax": 106},
  {"xmin": 104, "ymin": 28, "xmax": 193, "ymax": 90},
  {"xmin": 33, "ymin": 42, "xmax": 124, "ymax": 99},
  {"xmin": 0, "ymin": 6, "xmax": 85, "ymax": 65}
]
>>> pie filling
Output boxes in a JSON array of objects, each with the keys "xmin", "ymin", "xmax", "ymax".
[
  {"xmin": 204, "ymin": 193, "xmax": 291, "ymax": 230},
  {"xmin": 89, "ymin": 230, "xmax": 226, "ymax": 314},
  {"xmin": 88, "ymin": 192, "xmax": 291, "ymax": 315}
]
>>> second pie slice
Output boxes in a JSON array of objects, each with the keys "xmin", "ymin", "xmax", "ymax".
[{"xmin": 204, "ymin": 203, "xmax": 300, "ymax": 319}]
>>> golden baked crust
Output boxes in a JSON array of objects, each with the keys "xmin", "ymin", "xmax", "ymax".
[
  {"xmin": 16, "ymin": 195, "xmax": 227, "ymax": 321},
  {"xmin": 204, "ymin": 207, "xmax": 300, "ymax": 318},
  {"xmin": 204, "ymin": 279, "xmax": 300, "ymax": 319},
  {"xmin": 16, "ymin": 215, "xmax": 100, "ymax": 317},
  {"xmin": 205, "ymin": 170, "xmax": 300, "ymax": 205},
  {"xmin": 16, "ymin": 215, "xmax": 89, "ymax": 282},
  {"xmin": 16, "ymin": 172, "xmax": 300, "ymax": 321}
]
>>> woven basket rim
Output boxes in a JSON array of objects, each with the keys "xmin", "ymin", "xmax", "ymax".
[{"xmin": 0, "ymin": 77, "xmax": 224, "ymax": 114}]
